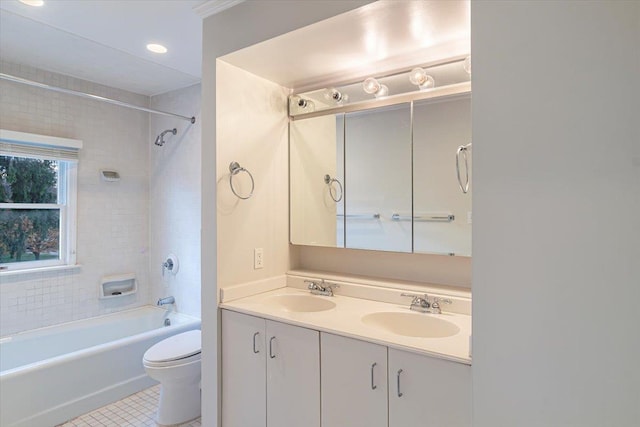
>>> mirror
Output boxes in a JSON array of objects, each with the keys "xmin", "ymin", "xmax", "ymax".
[
  {"xmin": 344, "ymin": 104, "xmax": 412, "ymax": 252},
  {"xmin": 413, "ymin": 96, "xmax": 471, "ymax": 256},
  {"xmin": 290, "ymin": 61, "xmax": 471, "ymax": 256}
]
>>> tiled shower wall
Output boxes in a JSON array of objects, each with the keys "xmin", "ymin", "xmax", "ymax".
[
  {"xmin": 149, "ymin": 84, "xmax": 201, "ymax": 318},
  {"xmin": 0, "ymin": 61, "xmax": 150, "ymax": 335}
]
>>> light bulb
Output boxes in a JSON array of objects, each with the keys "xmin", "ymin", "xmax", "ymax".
[
  {"xmin": 409, "ymin": 67, "xmax": 435, "ymax": 89},
  {"xmin": 420, "ymin": 75, "xmax": 435, "ymax": 89},
  {"xmin": 463, "ymin": 56, "xmax": 471, "ymax": 74},
  {"xmin": 362, "ymin": 77, "xmax": 381, "ymax": 94},
  {"xmin": 374, "ymin": 84, "xmax": 389, "ymax": 98},
  {"xmin": 409, "ymin": 67, "xmax": 427, "ymax": 86}
]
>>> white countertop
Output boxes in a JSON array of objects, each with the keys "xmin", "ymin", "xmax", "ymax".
[{"xmin": 220, "ymin": 286, "xmax": 472, "ymax": 365}]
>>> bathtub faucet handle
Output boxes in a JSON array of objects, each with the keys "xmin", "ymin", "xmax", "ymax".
[{"xmin": 161, "ymin": 254, "xmax": 179, "ymax": 277}]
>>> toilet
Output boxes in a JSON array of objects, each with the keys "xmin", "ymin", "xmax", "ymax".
[{"xmin": 143, "ymin": 329, "xmax": 201, "ymax": 426}]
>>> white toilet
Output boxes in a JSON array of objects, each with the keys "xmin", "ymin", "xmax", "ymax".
[{"xmin": 143, "ymin": 329, "xmax": 201, "ymax": 426}]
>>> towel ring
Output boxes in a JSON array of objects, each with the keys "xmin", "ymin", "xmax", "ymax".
[
  {"xmin": 324, "ymin": 174, "xmax": 343, "ymax": 202},
  {"xmin": 456, "ymin": 143, "xmax": 471, "ymax": 194},
  {"xmin": 229, "ymin": 161, "xmax": 254, "ymax": 200}
]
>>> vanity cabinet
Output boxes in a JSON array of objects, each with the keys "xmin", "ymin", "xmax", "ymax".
[
  {"xmin": 321, "ymin": 333, "xmax": 471, "ymax": 427},
  {"xmin": 222, "ymin": 309, "xmax": 469, "ymax": 427},
  {"xmin": 321, "ymin": 333, "xmax": 388, "ymax": 427},
  {"xmin": 389, "ymin": 348, "xmax": 471, "ymax": 427},
  {"xmin": 221, "ymin": 310, "xmax": 320, "ymax": 427}
]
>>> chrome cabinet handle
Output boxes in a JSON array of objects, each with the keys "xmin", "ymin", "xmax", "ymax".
[
  {"xmin": 253, "ymin": 332, "xmax": 260, "ymax": 354},
  {"xmin": 269, "ymin": 336, "xmax": 276, "ymax": 359},
  {"xmin": 371, "ymin": 362, "xmax": 377, "ymax": 390},
  {"xmin": 397, "ymin": 369, "xmax": 403, "ymax": 397}
]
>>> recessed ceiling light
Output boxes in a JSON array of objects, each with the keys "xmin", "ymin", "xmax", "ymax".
[
  {"xmin": 19, "ymin": 0, "xmax": 44, "ymax": 6},
  {"xmin": 146, "ymin": 43, "xmax": 168, "ymax": 54}
]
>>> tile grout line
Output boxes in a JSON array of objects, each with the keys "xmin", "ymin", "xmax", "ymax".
[{"xmin": 57, "ymin": 385, "xmax": 201, "ymax": 427}]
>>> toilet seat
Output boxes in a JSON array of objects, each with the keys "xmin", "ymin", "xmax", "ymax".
[{"xmin": 143, "ymin": 329, "xmax": 201, "ymax": 367}]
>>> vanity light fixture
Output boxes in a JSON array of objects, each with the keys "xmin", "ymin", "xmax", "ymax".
[
  {"xmin": 146, "ymin": 43, "xmax": 168, "ymax": 54},
  {"xmin": 362, "ymin": 77, "xmax": 389, "ymax": 98},
  {"xmin": 324, "ymin": 88, "xmax": 348, "ymax": 104},
  {"xmin": 291, "ymin": 96, "xmax": 315, "ymax": 112},
  {"xmin": 362, "ymin": 77, "xmax": 381, "ymax": 94},
  {"xmin": 409, "ymin": 67, "xmax": 435, "ymax": 90},
  {"xmin": 19, "ymin": 0, "xmax": 44, "ymax": 6},
  {"xmin": 374, "ymin": 84, "xmax": 389, "ymax": 98}
]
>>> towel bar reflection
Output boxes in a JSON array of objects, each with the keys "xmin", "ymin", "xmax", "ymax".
[
  {"xmin": 229, "ymin": 161, "xmax": 254, "ymax": 200},
  {"xmin": 337, "ymin": 213, "xmax": 381, "ymax": 220},
  {"xmin": 391, "ymin": 213, "xmax": 455, "ymax": 222}
]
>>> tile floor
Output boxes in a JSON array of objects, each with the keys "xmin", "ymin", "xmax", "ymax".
[{"xmin": 57, "ymin": 385, "xmax": 201, "ymax": 427}]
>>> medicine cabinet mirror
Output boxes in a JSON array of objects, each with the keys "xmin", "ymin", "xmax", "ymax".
[{"xmin": 289, "ymin": 58, "xmax": 472, "ymax": 256}]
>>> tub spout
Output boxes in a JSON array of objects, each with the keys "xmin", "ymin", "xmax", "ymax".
[{"xmin": 157, "ymin": 296, "xmax": 175, "ymax": 306}]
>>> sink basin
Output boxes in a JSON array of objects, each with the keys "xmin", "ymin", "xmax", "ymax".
[
  {"xmin": 265, "ymin": 294, "xmax": 336, "ymax": 313},
  {"xmin": 361, "ymin": 312, "xmax": 459, "ymax": 338}
]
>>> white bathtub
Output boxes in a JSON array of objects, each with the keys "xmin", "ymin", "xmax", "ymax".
[{"xmin": 0, "ymin": 306, "xmax": 201, "ymax": 427}]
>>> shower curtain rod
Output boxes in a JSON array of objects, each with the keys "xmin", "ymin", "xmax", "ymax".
[{"xmin": 0, "ymin": 73, "xmax": 196, "ymax": 124}]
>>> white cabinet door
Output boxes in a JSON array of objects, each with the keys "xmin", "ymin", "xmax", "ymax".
[
  {"xmin": 321, "ymin": 333, "xmax": 388, "ymax": 427},
  {"xmin": 221, "ymin": 310, "xmax": 266, "ymax": 427},
  {"xmin": 266, "ymin": 320, "xmax": 320, "ymax": 427},
  {"xmin": 389, "ymin": 348, "xmax": 471, "ymax": 427}
]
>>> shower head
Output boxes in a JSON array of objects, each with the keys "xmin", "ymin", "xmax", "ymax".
[{"xmin": 154, "ymin": 128, "xmax": 177, "ymax": 146}]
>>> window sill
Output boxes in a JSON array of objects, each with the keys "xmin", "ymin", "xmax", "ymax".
[{"xmin": 0, "ymin": 264, "xmax": 82, "ymax": 277}]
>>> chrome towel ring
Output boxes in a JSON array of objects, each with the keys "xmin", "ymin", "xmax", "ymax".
[
  {"xmin": 456, "ymin": 143, "xmax": 472, "ymax": 194},
  {"xmin": 229, "ymin": 161, "xmax": 254, "ymax": 200},
  {"xmin": 324, "ymin": 174, "xmax": 343, "ymax": 202}
]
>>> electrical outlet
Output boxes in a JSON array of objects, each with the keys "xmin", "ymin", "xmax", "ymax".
[
  {"xmin": 254, "ymin": 248, "xmax": 264, "ymax": 269},
  {"xmin": 467, "ymin": 211, "xmax": 472, "ymax": 224}
]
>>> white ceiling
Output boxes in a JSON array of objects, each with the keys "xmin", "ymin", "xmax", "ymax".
[
  {"xmin": 0, "ymin": 0, "xmax": 218, "ymax": 96},
  {"xmin": 221, "ymin": 0, "xmax": 470, "ymax": 92},
  {"xmin": 0, "ymin": 0, "xmax": 470, "ymax": 97}
]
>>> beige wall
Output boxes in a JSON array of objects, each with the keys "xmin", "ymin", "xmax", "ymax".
[
  {"xmin": 215, "ymin": 60, "xmax": 290, "ymax": 289},
  {"xmin": 293, "ymin": 245, "xmax": 471, "ymax": 288}
]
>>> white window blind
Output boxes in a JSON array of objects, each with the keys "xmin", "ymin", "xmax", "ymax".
[{"xmin": 0, "ymin": 129, "xmax": 82, "ymax": 161}]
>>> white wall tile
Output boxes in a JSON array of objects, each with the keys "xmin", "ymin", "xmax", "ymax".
[
  {"xmin": 149, "ymin": 84, "xmax": 202, "ymax": 318},
  {"xmin": 0, "ymin": 61, "xmax": 150, "ymax": 335}
]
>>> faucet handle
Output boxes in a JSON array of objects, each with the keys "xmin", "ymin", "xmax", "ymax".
[
  {"xmin": 401, "ymin": 293, "xmax": 429, "ymax": 306},
  {"xmin": 431, "ymin": 297, "xmax": 453, "ymax": 312},
  {"xmin": 305, "ymin": 279, "xmax": 321, "ymax": 290},
  {"xmin": 324, "ymin": 281, "xmax": 339, "ymax": 290}
]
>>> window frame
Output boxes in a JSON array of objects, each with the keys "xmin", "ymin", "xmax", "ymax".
[{"xmin": 0, "ymin": 130, "xmax": 80, "ymax": 273}]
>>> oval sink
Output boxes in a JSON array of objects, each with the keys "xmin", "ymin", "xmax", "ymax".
[
  {"xmin": 361, "ymin": 312, "xmax": 459, "ymax": 338},
  {"xmin": 265, "ymin": 294, "xmax": 336, "ymax": 313}
]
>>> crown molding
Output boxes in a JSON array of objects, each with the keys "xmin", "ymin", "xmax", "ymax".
[{"xmin": 193, "ymin": 0, "xmax": 245, "ymax": 19}]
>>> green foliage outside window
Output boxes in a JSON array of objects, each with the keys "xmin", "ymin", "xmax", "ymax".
[{"xmin": 0, "ymin": 156, "xmax": 60, "ymax": 263}]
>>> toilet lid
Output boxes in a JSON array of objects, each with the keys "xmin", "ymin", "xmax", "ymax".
[{"xmin": 144, "ymin": 329, "xmax": 201, "ymax": 363}]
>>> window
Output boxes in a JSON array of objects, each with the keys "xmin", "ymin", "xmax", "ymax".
[{"xmin": 0, "ymin": 130, "xmax": 80, "ymax": 272}]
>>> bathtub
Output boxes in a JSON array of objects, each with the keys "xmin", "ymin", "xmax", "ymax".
[{"xmin": 0, "ymin": 306, "xmax": 201, "ymax": 427}]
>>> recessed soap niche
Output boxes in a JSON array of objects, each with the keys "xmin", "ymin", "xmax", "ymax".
[
  {"xmin": 99, "ymin": 273, "xmax": 137, "ymax": 299},
  {"xmin": 100, "ymin": 169, "xmax": 120, "ymax": 182}
]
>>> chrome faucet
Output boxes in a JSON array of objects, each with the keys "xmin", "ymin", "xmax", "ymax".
[
  {"xmin": 157, "ymin": 296, "xmax": 175, "ymax": 306},
  {"xmin": 401, "ymin": 293, "xmax": 452, "ymax": 314},
  {"xmin": 305, "ymin": 279, "xmax": 339, "ymax": 297}
]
